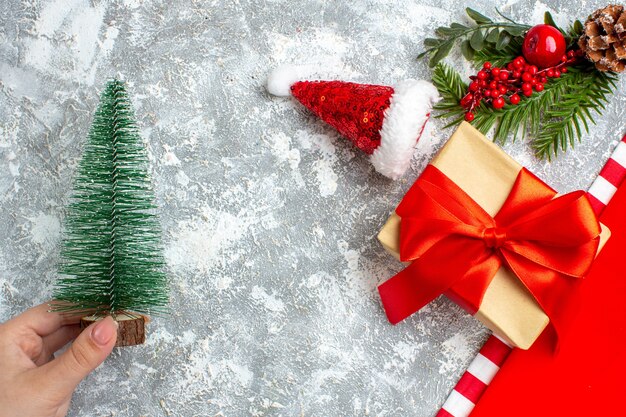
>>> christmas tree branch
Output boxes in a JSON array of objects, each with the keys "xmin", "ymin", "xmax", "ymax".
[
  {"xmin": 471, "ymin": 69, "xmax": 568, "ymax": 144},
  {"xmin": 533, "ymin": 67, "xmax": 618, "ymax": 158},
  {"xmin": 431, "ymin": 63, "xmax": 467, "ymax": 127},
  {"xmin": 431, "ymin": 63, "xmax": 617, "ymax": 159}
]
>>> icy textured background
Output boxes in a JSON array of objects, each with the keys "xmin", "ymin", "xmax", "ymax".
[{"xmin": 1, "ymin": 0, "xmax": 625, "ymax": 416}]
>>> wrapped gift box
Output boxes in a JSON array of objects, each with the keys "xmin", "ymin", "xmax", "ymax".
[{"xmin": 378, "ymin": 122, "xmax": 610, "ymax": 349}]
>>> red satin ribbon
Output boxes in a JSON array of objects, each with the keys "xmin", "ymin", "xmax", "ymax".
[{"xmin": 378, "ymin": 165, "xmax": 601, "ymax": 341}]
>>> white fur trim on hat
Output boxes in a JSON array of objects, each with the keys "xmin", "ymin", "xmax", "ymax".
[{"xmin": 370, "ymin": 80, "xmax": 440, "ymax": 180}]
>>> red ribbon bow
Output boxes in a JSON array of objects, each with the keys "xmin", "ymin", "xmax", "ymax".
[{"xmin": 378, "ymin": 165, "xmax": 601, "ymax": 341}]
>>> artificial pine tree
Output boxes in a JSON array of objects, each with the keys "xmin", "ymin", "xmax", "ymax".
[{"xmin": 53, "ymin": 79, "xmax": 168, "ymax": 347}]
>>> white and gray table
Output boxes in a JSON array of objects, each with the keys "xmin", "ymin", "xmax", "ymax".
[{"xmin": 1, "ymin": 0, "xmax": 624, "ymax": 415}]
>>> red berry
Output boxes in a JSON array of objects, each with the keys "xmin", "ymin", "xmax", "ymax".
[
  {"xmin": 522, "ymin": 82, "xmax": 532, "ymax": 91},
  {"xmin": 530, "ymin": 78, "xmax": 537, "ymax": 85},
  {"xmin": 491, "ymin": 89, "xmax": 500, "ymax": 98},
  {"xmin": 512, "ymin": 70, "xmax": 521, "ymax": 78},
  {"xmin": 528, "ymin": 65, "xmax": 538, "ymax": 75},
  {"xmin": 477, "ymin": 70, "xmax": 488, "ymax": 80},
  {"xmin": 553, "ymin": 70, "xmax": 561, "ymax": 78},
  {"xmin": 469, "ymin": 82, "xmax": 479, "ymax": 92},
  {"xmin": 509, "ymin": 94, "xmax": 521, "ymax": 105},
  {"xmin": 546, "ymin": 69, "xmax": 555, "ymax": 77},
  {"xmin": 491, "ymin": 67, "xmax": 501, "ymax": 77},
  {"xmin": 522, "ymin": 72, "xmax": 532, "ymax": 82},
  {"xmin": 561, "ymin": 67, "xmax": 568, "ymax": 73},
  {"xmin": 507, "ymin": 63, "xmax": 515, "ymax": 70},
  {"xmin": 534, "ymin": 83, "xmax": 545, "ymax": 92},
  {"xmin": 523, "ymin": 89, "xmax": 533, "ymax": 97},
  {"xmin": 522, "ymin": 24, "xmax": 566, "ymax": 68},
  {"xmin": 488, "ymin": 81, "xmax": 497, "ymax": 89},
  {"xmin": 483, "ymin": 61, "xmax": 492, "ymax": 69},
  {"xmin": 465, "ymin": 112, "xmax": 475, "ymax": 122},
  {"xmin": 499, "ymin": 71, "xmax": 509, "ymax": 81},
  {"xmin": 540, "ymin": 76, "xmax": 548, "ymax": 83},
  {"xmin": 460, "ymin": 93, "xmax": 474, "ymax": 107},
  {"xmin": 498, "ymin": 85, "xmax": 507, "ymax": 94},
  {"xmin": 493, "ymin": 97, "xmax": 505, "ymax": 109},
  {"xmin": 567, "ymin": 50, "xmax": 575, "ymax": 59},
  {"xmin": 484, "ymin": 90, "xmax": 491, "ymax": 97},
  {"xmin": 561, "ymin": 55, "xmax": 567, "ymax": 62},
  {"xmin": 479, "ymin": 80, "xmax": 487, "ymax": 87}
]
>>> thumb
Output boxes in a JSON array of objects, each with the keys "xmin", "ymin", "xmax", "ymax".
[{"xmin": 38, "ymin": 316, "xmax": 118, "ymax": 398}]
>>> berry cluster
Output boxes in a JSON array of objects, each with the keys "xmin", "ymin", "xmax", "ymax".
[{"xmin": 461, "ymin": 49, "xmax": 583, "ymax": 121}]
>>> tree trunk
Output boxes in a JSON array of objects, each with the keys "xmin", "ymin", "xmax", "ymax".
[{"xmin": 81, "ymin": 312, "xmax": 147, "ymax": 347}]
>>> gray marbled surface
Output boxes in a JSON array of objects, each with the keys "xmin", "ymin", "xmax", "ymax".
[{"xmin": 1, "ymin": 0, "xmax": 625, "ymax": 416}]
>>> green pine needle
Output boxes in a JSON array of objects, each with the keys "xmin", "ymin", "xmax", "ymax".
[
  {"xmin": 432, "ymin": 63, "xmax": 467, "ymax": 127},
  {"xmin": 52, "ymin": 80, "xmax": 168, "ymax": 317},
  {"xmin": 533, "ymin": 67, "xmax": 618, "ymax": 159},
  {"xmin": 423, "ymin": 7, "xmax": 619, "ymax": 159},
  {"xmin": 431, "ymin": 63, "xmax": 618, "ymax": 159}
]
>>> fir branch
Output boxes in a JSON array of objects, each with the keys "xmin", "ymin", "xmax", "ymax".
[
  {"xmin": 431, "ymin": 63, "xmax": 467, "ymax": 127},
  {"xmin": 53, "ymin": 80, "xmax": 168, "ymax": 317},
  {"xmin": 431, "ymin": 62, "xmax": 619, "ymax": 159},
  {"xmin": 470, "ymin": 68, "xmax": 569, "ymax": 144},
  {"xmin": 419, "ymin": 8, "xmax": 530, "ymax": 67},
  {"xmin": 533, "ymin": 66, "xmax": 618, "ymax": 159},
  {"xmin": 425, "ymin": 7, "xmax": 619, "ymax": 160}
]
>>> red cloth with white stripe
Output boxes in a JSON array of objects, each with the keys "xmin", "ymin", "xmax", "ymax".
[
  {"xmin": 437, "ymin": 336, "xmax": 511, "ymax": 416},
  {"xmin": 437, "ymin": 134, "xmax": 626, "ymax": 417},
  {"xmin": 471, "ymin": 169, "xmax": 626, "ymax": 416}
]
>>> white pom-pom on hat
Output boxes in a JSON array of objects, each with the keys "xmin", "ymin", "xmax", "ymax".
[{"xmin": 266, "ymin": 65, "xmax": 308, "ymax": 97}]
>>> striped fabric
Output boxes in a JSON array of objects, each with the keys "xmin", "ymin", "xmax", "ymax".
[
  {"xmin": 435, "ymin": 133, "xmax": 626, "ymax": 417},
  {"xmin": 436, "ymin": 335, "xmax": 511, "ymax": 417},
  {"xmin": 588, "ymin": 140, "xmax": 626, "ymax": 211}
]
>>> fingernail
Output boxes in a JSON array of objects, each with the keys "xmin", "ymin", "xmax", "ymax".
[{"xmin": 91, "ymin": 317, "xmax": 118, "ymax": 346}]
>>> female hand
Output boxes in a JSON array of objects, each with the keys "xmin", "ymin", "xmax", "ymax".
[{"xmin": 0, "ymin": 303, "xmax": 118, "ymax": 417}]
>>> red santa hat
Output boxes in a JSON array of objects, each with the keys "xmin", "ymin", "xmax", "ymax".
[{"xmin": 266, "ymin": 66, "xmax": 440, "ymax": 180}]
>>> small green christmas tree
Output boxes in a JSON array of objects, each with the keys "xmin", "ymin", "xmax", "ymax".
[{"xmin": 53, "ymin": 79, "xmax": 168, "ymax": 346}]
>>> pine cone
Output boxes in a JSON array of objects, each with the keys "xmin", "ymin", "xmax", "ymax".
[{"xmin": 578, "ymin": 4, "xmax": 626, "ymax": 72}]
